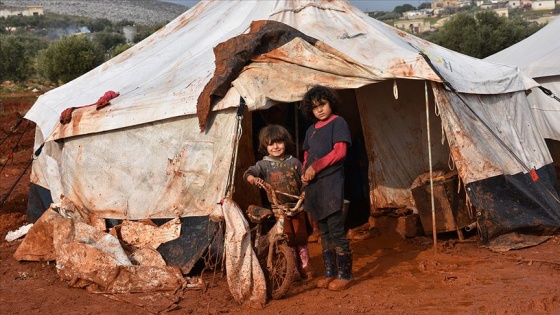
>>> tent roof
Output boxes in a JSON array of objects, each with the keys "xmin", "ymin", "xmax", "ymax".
[
  {"xmin": 25, "ymin": 0, "xmax": 537, "ymax": 140},
  {"xmin": 485, "ymin": 16, "xmax": 560, "ymax": 79}
]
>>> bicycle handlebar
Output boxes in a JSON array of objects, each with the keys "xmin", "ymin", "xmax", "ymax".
[{"xmin": 257, "ymin": 182, "xmax": 305, "ymax": 214}]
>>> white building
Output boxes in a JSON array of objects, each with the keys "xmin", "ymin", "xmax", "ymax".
[
  {"xmin": 394, "ymin": 19, "xmax": 432, "ymax": 33},
  {"xmin": 532, "ymin": 0, "xmax": 556, "ymax": 10},
  {"xmin": 0, "ymin": 6, "xmax": 44, "ymax": 18}
]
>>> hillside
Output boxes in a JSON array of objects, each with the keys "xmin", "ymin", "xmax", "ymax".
[{"xmin": 1, "ymin": 0, "xmax": 188, "ymax": 25}]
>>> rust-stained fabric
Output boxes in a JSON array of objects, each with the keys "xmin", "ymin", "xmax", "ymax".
[
  {"xmin": 197, "ymin": 20, "xmax": 317, "ymax": 131},
  {"xmin": 16, "ymin": 205, "xmax": 187, "ymax": 295},
  {"xmin": 220, "ymin": 198, "xmax": 266, "ymax": 308}
]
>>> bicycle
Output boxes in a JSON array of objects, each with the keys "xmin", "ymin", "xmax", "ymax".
[{"xmin": 246, "ymin": 182, "xmax": 305, "ymax": 300}]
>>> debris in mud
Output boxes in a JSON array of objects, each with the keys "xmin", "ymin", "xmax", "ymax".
[{"xmin": 5, "ymin": 223, "xmax": 33, "ymax": 242}]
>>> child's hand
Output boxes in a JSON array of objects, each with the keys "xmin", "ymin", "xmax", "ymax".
[
  {"xmin": 302, "ymin": 166, "xmax": 316, "ymax": 182},
  {"xmin": 247, "ymin": 175, "xmax": 264, "ymax": 187}
]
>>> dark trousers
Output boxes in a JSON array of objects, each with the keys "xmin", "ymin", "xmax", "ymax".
[{"xmin": 318, "ymin": 210, "xmax": 350, "ymax": 254}]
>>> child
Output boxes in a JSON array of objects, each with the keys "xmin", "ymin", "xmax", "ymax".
[
  {"xmin": 243, "ymin": 125, "xmax": 313, "ymax": 281},
  {"xmin": 301, "ymin": 85, "xmax": 353, "ymax": 291}
]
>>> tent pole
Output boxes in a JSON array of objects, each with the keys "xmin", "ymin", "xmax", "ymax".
[
  {"xmin": 425, "ymin": 81, "xmax": 437, "ymax": 254},
  {"xmin": 295, "ymin": 102, "xmax": 300, "ymax": 159},
  {"xmin": 225, "ymin": 98, "xmax": 245, "ymax": 197}
]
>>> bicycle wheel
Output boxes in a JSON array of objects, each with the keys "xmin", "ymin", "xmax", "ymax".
[{"xmin": 266, "ymin": 243, "xmax": 296, "ymax": 300}]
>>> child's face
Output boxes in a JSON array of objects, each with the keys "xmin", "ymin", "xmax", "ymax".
[
  {"xmin": 311, "ymin": 98, "xmax": 333, "ymax": 121},
  {"xmin": 266, "ymin": 141, "xmax": 286, "ymax": 158}
]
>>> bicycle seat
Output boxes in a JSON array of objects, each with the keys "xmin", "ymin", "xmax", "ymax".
[{"xmin": 247, "ymin": 205, "xmax": 273, "ymax": 223}]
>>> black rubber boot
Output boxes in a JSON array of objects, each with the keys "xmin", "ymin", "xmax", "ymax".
[
  {"xmin": 316, "ymin": 249, "xmax": 336, "ymax": 288},
  {"xmin": 328, "ymin": 251, "xmax": 353, "ymax": 291}
]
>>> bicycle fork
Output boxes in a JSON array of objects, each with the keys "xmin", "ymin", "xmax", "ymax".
[{"xmin": 266, "ymin": 214, "xmax": 286, "ymax": 269}]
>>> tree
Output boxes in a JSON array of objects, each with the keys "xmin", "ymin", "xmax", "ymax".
[
  {"xmin": 36, "ymin": 35, "xmax": 104, "ymax": 83},
  {"xmin": 0, "ymin": 35, "xmax": 47, "ymax": 81},
  {"xmin": 427, "ymin": 11, "xmax": 543, "ymax": 58},
  {"xmin": 93, "ymin": 32, "xmax": 126, "ymax": 52},
  {"xmin": 418, "ymin": 2, "xmax": 431, "ymax": 10},
  {"xmin": 377, "ymin": 12, "xmax": 400, "ymax": 21},
  {"xmin": 86, "ymin": 18, "xmax": 112, "ymax": 33},
  {"xmin": 110, "ymin": 43, "xmax": 133, "ymax": 58},
  {"xmin": 394, "ymin": 4, "xmax": 416, "ymax": 14}
]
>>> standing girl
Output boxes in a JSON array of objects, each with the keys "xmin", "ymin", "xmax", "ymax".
[
  {"xmin": 244, "ymin": 125, "xmax": 313, "ymax": 281},
  {"xmin": 301, "ymin": 86, "xmax": 353, "ymax": 291}
]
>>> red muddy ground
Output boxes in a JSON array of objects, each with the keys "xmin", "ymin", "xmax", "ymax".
[{"xmin": 1, "ymin": 88, "xmax": 559, "ymax": 314}]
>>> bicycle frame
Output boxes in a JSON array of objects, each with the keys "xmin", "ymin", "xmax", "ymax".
[{"xmin": 251, "ymin": 183, "xmax": 305, "ymax": 269}]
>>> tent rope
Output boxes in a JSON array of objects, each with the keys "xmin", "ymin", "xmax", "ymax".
[
  {"xmin": 419, "ymin": 52, "xmax": 560, "ymax": 206},
  {"xmin": 225, "ymin": 97, "xmax": 246, "ymax": 197},
  {"xmin": 0, "ymin": 120, "xmax": 31, "ymax": 175},
  {"xmin": 0, "ymin": 115, "xmax": 24, "ymax": 147},
  {"xmin": 0, "ymin": 143, "xmax": 43, "ymax": 208},
  {"xmin": 424, "ymin": 81, "xmax": 438, "ymax": 254}
]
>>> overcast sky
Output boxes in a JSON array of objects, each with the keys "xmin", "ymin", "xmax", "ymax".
[{"xmin": 161, "ymin": 0, "xmax": 429, "ymax": 12}]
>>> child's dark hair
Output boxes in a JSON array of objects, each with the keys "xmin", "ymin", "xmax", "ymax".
[
  {"xmin": 301, "ymin": 85, "xmax": 340, "ymax": 122},
  {"xmin": 258, "ymin": 125, "xmax": 295, "ymax": 155}
]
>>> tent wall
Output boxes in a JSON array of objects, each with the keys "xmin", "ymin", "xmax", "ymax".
[
  {"xmin": 49, "ymin": 108, "xmax": 239, "ymax": 220},
  {"xmin": 433, "ymin": 87, "xmax": 560, "ymax": 244},
  {"xmin": 434, "ymin": 89, "xmax": 552, "ymax": 183},
  {"xmin": 355, "ymin": 79, "xmax": 451, "ymax": 211},
  {"xmin": 529, "ymin": 76, "xmax": 560, "ymax": 141}
]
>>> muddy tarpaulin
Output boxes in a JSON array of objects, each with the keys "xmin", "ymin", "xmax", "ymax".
[
  {"xmin": 15, "ymin": 208, "xmax": 187, "ymax": 294},
  {"xmin": 220, "ymin": 198, "xmax": 266, "ymax": 308},
  {"xmin": 468, "ymin": 164, "xmax": 560, "ymax": 250},
  {"xmin": 197, "ymin": 20, "xmax": 317, "ymax": 131}
]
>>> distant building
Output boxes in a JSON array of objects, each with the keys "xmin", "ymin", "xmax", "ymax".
[
  {"xmin": 508, "ymin": 0, "xmax": 524, "ymax": 9},
  {"xmin": 394, "ymin": 19, "xmax": 432, "ymax": 33},
  {"xmin": 403, "ymin": 9, "xmax": 434, "ymax": 19},
  {"xmin": 0, "ymin": 6, "xmax": 44, "ymax": 18},
  {"xmin": 531, "ymin": 0, "xmax": 556, "ymax": 10},
  {"xmin": 431, "ymin": 0, "xmax": 460, "ymax": 8}
]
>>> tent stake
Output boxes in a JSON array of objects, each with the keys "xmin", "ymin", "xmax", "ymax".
[{"xmin": 425, "ymin": 81, "xmax": 437, "ymax": 254}]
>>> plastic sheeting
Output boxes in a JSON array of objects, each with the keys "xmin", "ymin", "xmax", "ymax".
[
  {"xmin": 433, "ymin": 88, "xmax": 552, "ymax": 183},
  {"xmin": 220, "ymin": 198, "xmax": 266, "ymax": 308}
]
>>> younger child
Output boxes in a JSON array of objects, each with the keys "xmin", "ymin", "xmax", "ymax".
[
  {"xmin": 301, "ymin": 85, "xmax": 353, "ymax": 291},
  {"xmin": 243, "ymin": 124, "xmax": 313, "ymax": 280}
]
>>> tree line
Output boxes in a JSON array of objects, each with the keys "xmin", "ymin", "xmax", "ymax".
[
  {"xmin": 0, "ymin": 9, "xmax": 548, "ymax": 85},
  {"xmin": 0, "ymin": 14, "xmax": 164, "ymax": 84}
]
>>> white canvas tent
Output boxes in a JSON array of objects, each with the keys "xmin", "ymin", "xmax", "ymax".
[
  {"xmin": 23, "ymin": 0, "xmax": 560, "ymax": 305},
  {"xmin": 485, "ymin": 16, "xmax": 560, "ymax": 198},
  {"xmin": 485, "ymin": 16, "xmax": 560, "ymax": 141}
]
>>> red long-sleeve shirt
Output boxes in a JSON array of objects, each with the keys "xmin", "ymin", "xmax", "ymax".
[{"xmin": 302, "ymin": 115, "xmax": 347, "ymax": 173}]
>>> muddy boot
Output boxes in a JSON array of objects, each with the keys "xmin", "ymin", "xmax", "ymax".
[
  {"xmin": 307, "ymin": 215, "xmax": 320, "ymax": 243},
  {"xmin": 297, "ymin": 245, "xmax": 313, "ymax": 281},
  {"xmin": 328, "ymin": 251, "xmax": 353, "ymax": 291},
  {"xmin": 316, "ymin": 249, "xmax": 336, "ymax": 288}
]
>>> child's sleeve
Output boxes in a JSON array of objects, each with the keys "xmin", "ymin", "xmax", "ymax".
[
  {"xmin": 309, "ymin": 142, "xmax": 347, "ymax": 173},
  {"xmin": 243, "ymin": 161, "xmax": 265, "ymax": 181}
]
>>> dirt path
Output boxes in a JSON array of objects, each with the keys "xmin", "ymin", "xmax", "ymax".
[
  {"xmin": 1, "ymin": 90, "xmax": 560, "ymax": 314},
  {"xmin": 1, "ymin": 234, "xmax": 559, "ymax": 314}
]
